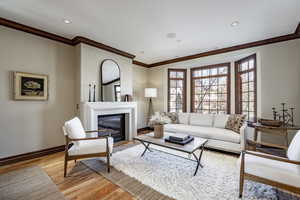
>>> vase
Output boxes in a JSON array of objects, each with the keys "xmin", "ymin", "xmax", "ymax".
[{"xmin": 154, "ymin": 124, "xmax": 164, "ymax": 138}]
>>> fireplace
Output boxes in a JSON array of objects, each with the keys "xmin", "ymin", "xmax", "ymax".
[{"xmin": 98, "ymin": 114, "xmax": 125, "ymax": 142}]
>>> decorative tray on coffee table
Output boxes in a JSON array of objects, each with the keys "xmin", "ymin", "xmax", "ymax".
[{"xmin": 165, "ymin": 135, "xmax": 194, "ymax": 145}]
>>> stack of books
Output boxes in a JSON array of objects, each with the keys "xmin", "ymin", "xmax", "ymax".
[{"xmin": 165, "ymin": 133, "xmax": 194, "ymax": 145}]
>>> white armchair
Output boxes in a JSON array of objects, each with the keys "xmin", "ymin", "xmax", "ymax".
[
  {"xmin": 239, "ymin": 130, "xmax": 300, "ymax": 197},
  {"xmin": 62, "ymin": 117, "xmax": 114, "ymax": 177}
]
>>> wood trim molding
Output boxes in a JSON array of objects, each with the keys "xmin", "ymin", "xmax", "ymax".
[
  {"xmin": 72, "ymin": 36, "xmax": 135, "ymax": 59},
  {"xmin": 295, "ymin": 22, "xmax": 300, "ymax": 34},
  {"xmin": 1, "ymin": 17, "xmax": 300, "ymax": 67},
  {"xmin": 0, "ymin": 145, "xmax": 65, "ymax": 166},
  {"xmin": 0, "ymin": 17, "xmax": 135, "ymax": 59},
  {"xmin": 0, "ymin": 17, "xmax": 73, "ymax": 45},
  {"xmin": 132, "ymin": 60, "xmax": 150, "ymax": 68},
  {"xmin": 149, "ymin": 33, "xmax": 300, "ymax": 67}
]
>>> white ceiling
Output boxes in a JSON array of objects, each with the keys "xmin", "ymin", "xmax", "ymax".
[{"xmin": 0, "ymin": 0, "xmax": 299, "ymax": 64}]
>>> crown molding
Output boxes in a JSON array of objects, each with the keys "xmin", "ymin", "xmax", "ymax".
[
  {"xmin": 132, "ymin": 60, "xmax": 150, "ymax": 68},
  {"xmin": 0, "ymin": 17, "xmax": 73, "ymax": 45},
  {"xmin": 72, "ymin": 36, "xmax": 135, "ymax": 59},
  {"xmin": 1, "ymin": 17, "xmax": 299, "ymax": 68},
  {"xmin": 149, "ymin": 33, "xmax": 300, "ymax": 67},
  {"xmin": 0, "ymin": 17, "xmax": 135, "ymax": 59}
]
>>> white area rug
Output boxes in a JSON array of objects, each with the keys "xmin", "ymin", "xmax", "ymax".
[{"xmin": 107, "ymin": 144, "xmax": 277, "ymax": 200}]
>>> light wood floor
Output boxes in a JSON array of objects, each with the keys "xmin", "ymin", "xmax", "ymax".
[{"xmin": 0, "ymin": 151, "xmax": 136, "ymax": 200}]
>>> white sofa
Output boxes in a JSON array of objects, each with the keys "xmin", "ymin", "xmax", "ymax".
[{"xmin": 164, "ymin": 113, "xmax": 247, "ymax": 153}]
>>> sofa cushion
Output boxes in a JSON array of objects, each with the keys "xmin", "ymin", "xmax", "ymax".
[
  {"xmin": 64, "ymin": 117, "xmax": 86, "ymax": 139},
  {"xmin": 68, "ymin": 137, "xmax": 114, "ymax": 156},
  {"xmin": 177, "ymin": 113, "xmax": 189, "ymax": 124},
  {"xmin": 190, "ymin": 113, "xmax": 213, "ymax": 127},
  {"xmin": 214, "ymin": 114, "xmax": 229, "ymax": 128},
  {"xmin": 164, "ymin": 124, "xmax": 240, "ymax": 144},
  {"xmin": 287, "ymin": 130, "xmax": 300, "ymax": 162},
  {"xmin": 242, "ymin": 153, "xmax": 300, "ymax": 187}
]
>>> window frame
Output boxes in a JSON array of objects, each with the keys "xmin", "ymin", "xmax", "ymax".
[
  {"xmin": 190, "ymin": 63, "xmax": 231, "ymax": 114},
  {"xmin": 167, "ymin": 68, "xmax": 187, "ymax": 112},
  {"xmin": 235, "ymin": 54, "xmax": 257, "ymax": 121}
]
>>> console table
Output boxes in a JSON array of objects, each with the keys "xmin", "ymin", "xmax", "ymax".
[{"xmin": 248, "ymin": 123, "xmax": 300, "ymax": 151}]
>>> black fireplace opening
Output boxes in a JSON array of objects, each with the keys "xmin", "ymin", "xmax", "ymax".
[{"xmin": 98, "ymin": 114, "xmax": 125, "ymax": 142}]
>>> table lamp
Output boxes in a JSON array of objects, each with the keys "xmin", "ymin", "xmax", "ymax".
[{"xmin": 145, "ymin": 88, "xmax": 157, "ymax": 125}]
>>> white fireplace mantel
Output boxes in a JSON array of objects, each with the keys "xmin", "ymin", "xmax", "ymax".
[{"xmin": 80, "ymin": 102, "xmax": 137, "ymax": 141}]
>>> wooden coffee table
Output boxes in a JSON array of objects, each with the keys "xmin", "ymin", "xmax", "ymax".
[{"xmin": 134, "ymin": 132, "xmax": 208, "ymax": 176}]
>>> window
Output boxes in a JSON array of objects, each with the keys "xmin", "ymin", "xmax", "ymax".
[
  {"xmin": 168, "ymin": 69, "xmax": 187, "ymax": 112},
  {"xmin": 235, "ymin": 54, "xmax": 257, "ymax": 121},
  {"xmin": 114, "ymin": 85, "xmax": 121, "ymax": 101},
  {"xmin": 191, "ymin": 63, "xmax": 231, "ymax": 114}
]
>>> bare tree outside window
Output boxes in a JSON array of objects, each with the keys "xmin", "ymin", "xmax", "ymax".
[{"xmin": 191, "ymin": 63, "xmax": 230, "ymax": 114}]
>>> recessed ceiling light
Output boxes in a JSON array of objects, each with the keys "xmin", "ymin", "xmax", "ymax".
[
  {"xmin": 166, "ymin": 33, "xmax": 176, "ymax": 39},
  {"xmin": 63, "ymin": 19, "xmax": 71, "ymax": 24},
  {"xmin": 176, "ymin": 40, "xmax": 182, "ymax": 43},
  {"xmin": 231, "ymin": 21, "xmax": 239, "ymax": 27}
]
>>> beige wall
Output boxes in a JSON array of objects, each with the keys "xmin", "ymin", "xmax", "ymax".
[
  {"xmin": 132, "ymin": 65, "xmax": 149, "ymax": 129},
  {"xmin": 0, "ymin": 26, "xmax": 76, "ymax": 158},
  {"xmin": 148, "ymin": 39, "xmax": 300, "ymax": 144}
]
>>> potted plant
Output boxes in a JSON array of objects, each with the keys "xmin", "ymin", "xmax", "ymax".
[{"xmin": 149, "ymin": 113, "xmax": 172, "ymax": 138}]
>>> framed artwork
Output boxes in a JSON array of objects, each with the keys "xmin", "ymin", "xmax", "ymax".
[{"xmin": 13, "ymin": 71, "xmax": 49, "ymax": 101}]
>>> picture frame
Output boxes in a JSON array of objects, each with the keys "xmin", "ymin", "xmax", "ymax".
[{"xmin": 13, "ymin": 71, "xmax": 49, "ymax": 101}]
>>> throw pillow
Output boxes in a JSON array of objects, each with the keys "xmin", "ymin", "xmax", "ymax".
[
  {"xmin": 225, "ymin": 114, "xmax": 246, "ymax": 134},
  {"xmin": 162, "ymin": 112, "xmax": 178, "ymax": 124}
]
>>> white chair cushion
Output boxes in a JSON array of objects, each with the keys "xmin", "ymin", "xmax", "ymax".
[
  {"xmin": 68, "ymin": 137, "xmax": 114, "ymax": 156},
  {"xmin": 164, "ymin": 124, "xmax": 240, "ymax": 143},
  {"xmin": 214, "ymin": 114, "xmax": 229, "ymax": 128},
  {"xmin": 189, "ymin": 113, "xmax": 214, "ymax": 127},
  {"xmin": 287, "ymin": 130, "xmax": 300, "ymax": 161},
  {"xmin": 177, "ymin": 113, "xmax": 190, "ymax": 124},
  {"xmin": 243, "ymin": 153, "xmax": 300, "ymax": 187},
  {"xmin": 64, "ymin": 117, "xmax": 86, "ymax": 139}
]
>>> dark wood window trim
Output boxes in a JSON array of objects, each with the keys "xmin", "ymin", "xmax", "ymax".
[
  {"xmin": 167, "ymin": 68, "xmax": 187, "ymax": 112},
  {"xmin": 235, "ymin": 54, "xmax": 257, "ymax": 121},
  {"xmin": 190, "ymin": 63, "xmax": 231, "ymax": 114}
]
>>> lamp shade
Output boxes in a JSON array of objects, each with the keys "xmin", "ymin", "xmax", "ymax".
[{"xmin": 145, "ymin": 88, "xmax": 157, "ymax": 98}]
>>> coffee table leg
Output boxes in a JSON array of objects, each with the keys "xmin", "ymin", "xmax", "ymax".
[
  {"xmin": 192, "ymin": 145, "xmax": 205, "ymax": 176},
  {"xmin": 140, "ymin": 142, "xmax": 151, "ymax": 157}
]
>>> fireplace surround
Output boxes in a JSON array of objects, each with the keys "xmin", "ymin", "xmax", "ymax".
[{"xmin": 80, "ymin": 102, "xmax": 137, "ymax": 141}]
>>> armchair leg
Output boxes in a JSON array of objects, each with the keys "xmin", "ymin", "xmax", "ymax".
[
  {"xmin": 64, "ymin": 156, "xmax": 68, "ymax": 177},
  {"xmin": 107, "ymin": 153, "xmax": 110, "ymax": 173},
  {"xmin": 239, "ymin": 151, "xmax": 245, "ymax": 198},
  {"xmin": 239, "ymin": 174, "xmax": 244, "ymax": 198}
]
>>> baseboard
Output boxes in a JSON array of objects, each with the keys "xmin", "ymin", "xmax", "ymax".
[{"xmin": 0, "ymin": 145, "xmax": 65, "ymax": 166}]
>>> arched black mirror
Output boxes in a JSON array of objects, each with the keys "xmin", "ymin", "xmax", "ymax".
[{"xmin": 100, "ymin": 59, "xmax": 121, "ymax": 101}]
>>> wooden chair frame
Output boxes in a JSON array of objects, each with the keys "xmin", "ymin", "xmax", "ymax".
[
  {"xmin": 239, "ymin": 147, "xmax": 300, "ymax": 198},
  {"xmin": 64, "ymin": 129, "xmax": 111, "ymax": 177}
]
